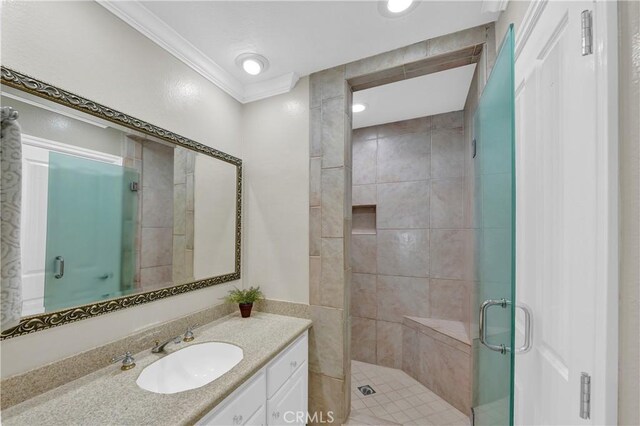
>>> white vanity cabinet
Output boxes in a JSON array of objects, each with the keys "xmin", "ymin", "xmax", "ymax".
[{"xmin": 197, "ymin": 331, "xmax": 308, "ymax": 426}]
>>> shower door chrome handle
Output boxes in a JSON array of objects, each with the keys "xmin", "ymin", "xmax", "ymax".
[
  {"xmin": 479, "ymin": 299, "xmax": 533, "ymax": 355},
  {"xmin": 479, "ymin": 298, "xmax": 508, "ymax": 354},
  {"xmin": 515, "ymin": 303, "xmax": 532, "ymax": 354},
  {"xmin": 54, "ymin": 256, "xmax": 65, "ymax": 279}
]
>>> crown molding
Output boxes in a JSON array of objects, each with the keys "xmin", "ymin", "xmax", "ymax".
[
  {"xmin": 481, "ymin": 0, "xmax": 509, "ymax": 14},
  {"xmin": 97, "ymin": 1, "xmax": 297, "ymax": 104},
  {"xmin": 244, "ymin": 72, "xmax": 300, "ymax": 103}
]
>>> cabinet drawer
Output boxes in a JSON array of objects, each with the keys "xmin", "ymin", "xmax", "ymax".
[
  {"xmin": 197, "ymin": 370, "xmax": 266, "ymax": 426},
  {"xmin": 267, "ymin": 363, "xmax": 307, "ymax": 426},
  {"xmin": 266, "ymin": 332, "xmax": 308, "ymax": 399}
]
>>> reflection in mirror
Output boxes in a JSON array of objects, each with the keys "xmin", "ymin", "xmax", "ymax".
[{"xmin": 2, "ymin": 92, "xmax": 238, "ymax": 317}]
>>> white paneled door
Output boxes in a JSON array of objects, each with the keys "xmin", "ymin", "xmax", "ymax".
[{"xmin": 514, "ymin": 1, "xmax": 617, "ymax": 425}]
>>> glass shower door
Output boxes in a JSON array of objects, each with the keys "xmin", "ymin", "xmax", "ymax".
[
  {"xmin": 44, "ymin": 152, "xmax": 137, "ymax": 311},
  {"xmin": 472, "ymin": 25, "xmax": 516, "ymax": 426}
]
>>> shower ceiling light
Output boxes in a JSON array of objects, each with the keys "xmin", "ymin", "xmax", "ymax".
[
  {"xmin": 235, "ymin": 53, "xmax": 269, "ymax": 76},
  {"xmin": 387, "ymin": 0, "xmax": 413, "ymax": 13},
  {"xmin": 378, "ymin": 0, "xmax": 418, "ymax": 17},
  {"xmin": 352, "ymin": 103, "xmax": 367, "ymax": 113}
]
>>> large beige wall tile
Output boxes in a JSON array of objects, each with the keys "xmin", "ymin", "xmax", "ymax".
[
  {"xmin": 346, "ymin": 48, "xmax": 406, "ymax": 80},
  {"xmin": 376, "ymin": 321, "xmax": 403, "ymax": 368},
  {"xmin": 140, "ymin": 265, "xmax": 172, "ymax": 288},
  {"xmin": 185, "ymin": 173, "xmax": 195, "ymax": 211},
  {"xmin": 310, "ymin": 207, "xmax": 321, "ymax": 256},
  {"xmin": 431, "ymin": 127, "xmax": 465, "ymax": 178},
  {"xmin": 431, "ymin": 111, "xmax": 464, "ymax": 130},
  {"xmin": 463, "ymin": 174, "xmax": 476, "ymax": 229},
  {"xmin": 310, "ymin": 107, "xmax": 322, "ymax": 157},
  {"xmin": 351, "ymin": 316, "xmax": 376, "ymax": 364},
  {"xmin": 351, "ymin": 273, "xmax": 377, "ymax": 319},
  {"xmin": 377, "ymin": 181, "xmax": 430, "ymax": 229},
  {"xmin": 310, "ymin": 256, "xmax": 321, "ymax": 305},
  {"xmin": 377, "ymin": 132, "xmax": 430, "ymax": 183},
  {"xmin": 402, "ymin": 325, "xmax": 419, "ymax": 379},
  {"xmin": 173, "ymin": 184, "xmax": 186, "ymax": 234},
  {"xmin": 321, "ymin": 168, "xmax": 345, "ymax": 238},
  {"xmin": 321, "ymin": 97, "xmax": 347, "ymax": 169},
  {"xmin": 172, "ymin": 235, "xmax": 186, "ymax": 281},
  {"xmin": 352, "ymin": 184, "xmax": 377, "ymax": 206},
  {"xmin": 352, "ymin": 234, "xmax": 377, "ymax": 274},
  {"xmin": 427, "ymin": 25, "xmax": 487, "ymax": 57},
  {"xmin": 429, "ymin": 279, "xmax": 470, "ymax": 323},
  {"xmin": 142, "ymin": 142, "xmax": 174, "ymax": 189},
  {"xmin": 310, "ymin": 157, "xmax": 322, "ymax": 207},
  {"xmin": 353, "ymin": 138, "xmax": 377, "ymax": 185},
  {"xmin": 311, "ymin": 66, "xmax": 347, "ymax": 107},
  {"xmin": 321, "ymin": 238, "xmax": 345, "ymax": 308},
  {"xmin": 431, "ymin": 178, "xmax": 464, "ymax": 228},
  {"xmin": 430, "ymin": 229, "xmax": 471, "ymax": 280},
  {"xmin": 377, "ymin": 275, "xmax": 429, "ymax": 322},
  {"xmin": 140, "ymin": 227, "xmax": 173, "ymax": 267},
  {"xmin": 310, "ymin": 306, "xmax": 345, "ymax": 378},
  {"xmin": 376, "ymin": 117, "xmax": 430, "ymax": 138},
  {"xmin": 417, "ymin": 331, "xmax": 470, "ymax": 414},
  {"xmin": 353, "ymin": 126, "xmax": 378, "ymax": 142},
  {"xmin": 309, "ymin": 372, "xmax": 346, "ymax": 424},
  {"xmin": 377, "ymin": 229, "xmax": 429, "ymax": 277}
]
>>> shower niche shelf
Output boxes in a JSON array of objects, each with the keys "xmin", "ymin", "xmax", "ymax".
[{"xmin": 352, "ymin": 205, "xmax": 376, "ymax": 235}]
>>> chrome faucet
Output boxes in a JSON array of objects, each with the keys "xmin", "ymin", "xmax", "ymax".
[
  {"xmin": 152, "ymin": 335, "xmax": 182, "ymax": 353},
  {"xmin": 111, "ymin": 351, "xmax": 136, "ymax": 370},
  {"xmin": 183, "ymin": 324, "xmax": 199, "ymax": 342}
]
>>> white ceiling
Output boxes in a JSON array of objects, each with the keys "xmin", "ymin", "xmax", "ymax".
[
  {"xmin": 100, "ymin": 1, "xmax": 498, "ymax": 103},
  {"xmin": 352, "ymin": 63, "xmax": 476, "ymax": 129}
]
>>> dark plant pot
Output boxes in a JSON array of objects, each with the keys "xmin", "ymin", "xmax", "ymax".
[{"xmin": 239, "ymin": 303, "xmax": 253, "ymax": 318}]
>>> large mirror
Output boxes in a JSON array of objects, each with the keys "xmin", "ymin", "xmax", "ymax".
[{"xmin": 0, "ymin": 68, "xmax": 241, "ymax": 338}]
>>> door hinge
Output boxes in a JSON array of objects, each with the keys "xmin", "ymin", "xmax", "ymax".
[
  {"xmin": 581, "ymin": 10, "xmax": 593, "ymax": 56},
  {"xmin": 580, "ymin": 372, "xmax": 591, "ymax": 419}
]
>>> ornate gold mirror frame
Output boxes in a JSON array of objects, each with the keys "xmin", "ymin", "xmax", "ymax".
[{"xmin": 0, "ymin": 66, "xmax": 242, "ymax": 340}]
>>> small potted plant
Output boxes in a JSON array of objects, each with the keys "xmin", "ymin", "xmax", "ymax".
[{"xmin": 225, "ymin": 286, "xmax": 264, "ymax": 318}]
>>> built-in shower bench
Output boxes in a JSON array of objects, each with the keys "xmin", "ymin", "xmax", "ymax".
[{"xmin": 401, "ymin": 316, "xmax": 471, "ymax": 416}]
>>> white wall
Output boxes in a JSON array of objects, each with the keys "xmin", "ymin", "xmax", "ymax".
[
  {"xmin": 0, "ymin": 1, "xmax": 243, "ymax": 377},
  {"xmin": 242, "ymin": 78, "xmax": 310, "ymax": 304},
  {"xmin": 495, "ymin": 1, "xmax": 530, "ymax": 46}
]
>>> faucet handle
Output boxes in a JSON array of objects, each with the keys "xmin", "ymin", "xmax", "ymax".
[
  {"xmin": 183, "ymin": 324, "xmax": 199, "ymax": 342},
  {"xmin": 111, "ymin": 351, "xmax": 136, "ymax": 371}
]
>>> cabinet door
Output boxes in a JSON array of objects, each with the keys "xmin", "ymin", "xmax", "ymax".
[
  {"xmin": 197, "ymin": 370, "xmax": 266, "ymax": 426},
  {"xmin": 267, "ymin": 363, "xmax": 307, "ymax": 426},
  {"xmin": 267, "ymin": 332, "xmax": 308, "ymax": 399},
  {"xmin": 245, "ymin": 404, "xmax": 266, "ymax": 426}
]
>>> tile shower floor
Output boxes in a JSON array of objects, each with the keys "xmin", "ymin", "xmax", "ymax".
[{"xmin": 345, "ymin": 361, "xmax": 470, "ymax": 426}]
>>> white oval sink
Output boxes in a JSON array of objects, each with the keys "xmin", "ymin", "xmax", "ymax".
[{"xmin": 136, "ymin": 342, "xmax": 243, "ymax": 394}]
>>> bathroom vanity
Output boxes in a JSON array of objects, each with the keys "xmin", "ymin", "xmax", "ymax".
[
  {"xmin": 197, "ymin": 331, "xmax": 308, "ymax": 426},
  {"xmin": 1, "ymin": 312, "xmax": 311, "ymax": 426}
]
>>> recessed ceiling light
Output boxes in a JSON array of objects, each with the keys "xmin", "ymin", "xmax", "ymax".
[
  {"xmin": 352, "ymin": 103, "xmax": 367, "ymax": 113},
  {"xmin": 243, "ymin": 59, "xmax": 262, "ymax": 75},
  {"xmin": 235, "ymin": 53, "xmax": 270, "ymax": 76},
  {"xmin": 387, "ymin": 0, "xmax": 413, "ymax": 13},
  {"xmin": 378, "ymin": 0, "xmax": 418, "ymax": 17}
]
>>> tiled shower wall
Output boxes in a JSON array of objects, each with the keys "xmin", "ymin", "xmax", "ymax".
[
  {"xmin": 350, "ymin": 111, "xmax": 474, "ymax": 369},
  {"xmin": 173, "ymin": 146, "xmax": 196, "ymax": 284},
  {"xmin": 309, "ymin": 22, "xmax": 494, "ymax": 423}
]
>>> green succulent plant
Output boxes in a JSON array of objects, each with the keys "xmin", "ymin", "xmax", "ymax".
[{"xmin": 224, "ymin": 286, "xmax": 264, "ymax": 304}]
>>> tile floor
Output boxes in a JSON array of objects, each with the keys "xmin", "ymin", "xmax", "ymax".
[{"xmin": 344, "ymin": 360, "xmax": 470, "ymax": 426}]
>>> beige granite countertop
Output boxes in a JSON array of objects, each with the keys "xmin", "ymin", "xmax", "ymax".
[{"xmin": 2, "ymin": 312, "xmax": 312, "ymax": 426}]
